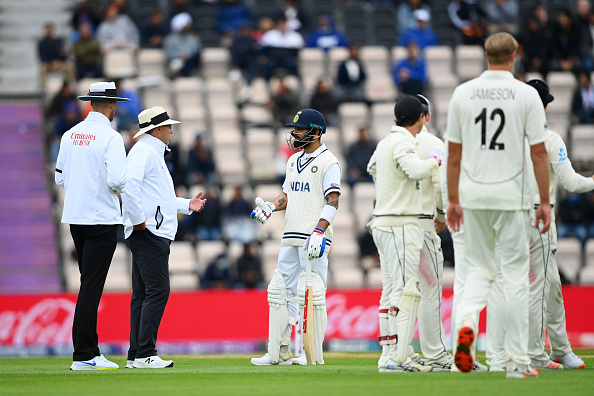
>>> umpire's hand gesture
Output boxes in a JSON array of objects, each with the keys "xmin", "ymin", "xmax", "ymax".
[{"xmin": 190, "ymin": 191, "xmax": 207, "ymax": 212}]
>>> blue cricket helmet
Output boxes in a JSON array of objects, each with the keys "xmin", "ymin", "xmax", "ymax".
[{"xmin": 286, "ymin": 108, "xmax": 326, "ymax": 133}]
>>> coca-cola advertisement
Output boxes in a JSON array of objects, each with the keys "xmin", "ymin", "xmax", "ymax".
[{"xmin": 1, "ymin": 287, "xmax": 593, "ymax": 356}]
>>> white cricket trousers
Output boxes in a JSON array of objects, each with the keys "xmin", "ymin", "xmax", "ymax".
[
  {"xmin": 418, "ymin": 230, "xmax": 450, "ymax": 363},
  {"xmin": 528, "ymin": 222, "xmax": 573, "ymax": 359},
  {"xmin": 451, "ymin": 225, "xmax": 503, "ymax": 365},
  {"xmin": 456, "ymin": 209, "xmax": 531, "ymax": 366},
  {"xmin": 373, "ymin": 225, "xmax": 424, "ymax": 310},
  {"xmin": 546, "ymin": 262, "xmax": 573, "ymax": 357},
  {"xmin": 527, "ymin": 223, "xmax": 555, "ymax": 361}
]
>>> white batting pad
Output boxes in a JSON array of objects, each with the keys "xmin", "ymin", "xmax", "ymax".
[
  {"xmin": 397, "ymin": 276, "xmax": 422, "ymax": 364},
  {"xmin": 267, "ymin": 270, "xmax": 291, "ymax": 364},
  {"xmin": 297, "ymin": 270, "xmax": 326, "ymax": 364}
]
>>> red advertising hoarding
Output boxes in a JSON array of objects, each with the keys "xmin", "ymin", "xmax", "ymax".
[{"xmin": 1, "ymin": 287, "xmax": 593, "ymax": 356}]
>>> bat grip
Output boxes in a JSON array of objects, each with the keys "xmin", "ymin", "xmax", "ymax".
[{"xmin": 305, "ymin": 257, "xmax": 313, "ymax": 286}]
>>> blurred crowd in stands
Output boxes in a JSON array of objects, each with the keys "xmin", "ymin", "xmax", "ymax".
[
  {"xmin": 39, "ymin": 0, "xmax": 594, "ymax": 124},
  {"xmin": 40, "ymin": 0, "xmax": 594, "ymax": 288}
]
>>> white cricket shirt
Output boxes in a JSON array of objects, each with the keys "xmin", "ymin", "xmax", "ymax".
[
  {"xmin": 121, "ymin": 134, "xmax": 192, "ymax": 240},
  {"xmin": 281, "ymin": 144, "xmax": 341, "ymax": 247},
  {"xmin": 416, "ymin": 127, "xmax": 445, "ymax": 231},
  {"xmin": 368, "ymin": 125, "xmax": 439, "ymax": 227},
  {"xmin": 534, "ymin": 129, "xmax": 594, "ymax": 221},
  {"xmin": 447, "ymin": 70, "xmax": 547, "ymax": 211},
  {"xmin": 55, "ymin": 111, "xmax": 127, "ymax": 225}
]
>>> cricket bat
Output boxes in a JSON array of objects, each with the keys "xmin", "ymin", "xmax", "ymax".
[{"xmin": 302, "ymin": 257, "xmax": 316, "ymax": 365}]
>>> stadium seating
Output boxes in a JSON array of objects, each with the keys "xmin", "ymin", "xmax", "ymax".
[
  {"xmin": 579, "ymin": 239, "xmax": 594, "ymax": 284},
  {"xmin": 15, "ymin": 0, "xmax": 589, "ymax": 291},
  {"xmin": 556, "ymin": 238, "xmax": 583, "ymax": 284}
]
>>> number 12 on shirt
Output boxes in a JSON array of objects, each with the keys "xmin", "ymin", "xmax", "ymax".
[{"xmin": 476, "ymin": 107, "xmax": 506, "ymax": 151}]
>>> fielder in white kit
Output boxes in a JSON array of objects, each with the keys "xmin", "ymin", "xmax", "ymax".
[
  {"xmin": 368, "ymin": 96, "xmax": 442, "ymax": 373},
  {"xmin": 487, "ymin": 79, "xmax": 590, "ymax": 370},
  {"xmin": 439, "ymin": 137, "xmax": 489, "ymax": 372},
  {"xmin": 446, "ymin": 33, "xmax": 551, "ymax": 379},
  {"xmin": 250, "ymin": 109, "xmax": 341, "ymax": 366},
  {"xmin": 413, "ymin": 94, "xmax": 454, "ymax": 370}
]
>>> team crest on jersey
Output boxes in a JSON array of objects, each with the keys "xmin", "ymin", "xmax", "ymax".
[
  {"xmin": 311, "ymin": 165, "xmax": 318, "ymax": 173},
  {"xmin": 293, "ymin": 111, "xmax": 302, "ymax": 123},
  {"xmin": 559, "ymin": 148, "xmax": 567, "ymax": 162}
]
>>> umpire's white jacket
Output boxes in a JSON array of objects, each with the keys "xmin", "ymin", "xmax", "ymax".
[
  {"xmin": 122, "ymin": 134, "xmax": 192, "ymax": 240},
  {"xmin": 55, "ymin": 111, "xmax": 127, "ymax": 225}
]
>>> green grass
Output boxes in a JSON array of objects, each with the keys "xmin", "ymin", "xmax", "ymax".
[{"xmin": 0, "ymin": 352, "xmax": 593, "ymax": 396}]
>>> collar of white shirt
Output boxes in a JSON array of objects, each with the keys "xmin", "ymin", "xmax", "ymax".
[
  {"xmin": 138, "ymin": 133, "xmax": 168, "ymax": 156},
  {"xmin": 479, "ymin": 70, "xmax": 514, "ymax": 79},
  {"xmin": 300, "ymin": 143, "xmax": 327, "ymax": 159},
  {"xmin": 86, "ymin": 111, "xmax": 112, "ymax": 125}
]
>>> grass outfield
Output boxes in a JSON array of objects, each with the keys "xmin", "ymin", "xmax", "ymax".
[{"xmin": 0, "ymin": 352, "xmax": 593, "ymax": 396}]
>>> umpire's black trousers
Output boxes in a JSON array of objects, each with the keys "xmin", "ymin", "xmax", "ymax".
[
  {"xmin": 127, "ymin": 229, "xmax": 171, "ymax": 360},
  {"xmin": 70, "ymin": 224, "xmax": 118, "ymax": 361}
]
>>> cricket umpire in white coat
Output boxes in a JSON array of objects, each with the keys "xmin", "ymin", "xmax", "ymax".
[
  {"xmin": 121, "ymin": 107, "xmax": 206, "ymax": 369},
  {"xmin": 446, "ymin": 32, "xmax": 550, "ymax": 378},
  {"xmin": 368, "ymin": 96, "xmax": 442, "ymax": 373},
  {"xmin": 55, "ymin": 81, "xmax": 128, "ymax": 370},
  {"xmin": 250, "ymin": 108, "xmax": 341, "ymax": 366}
]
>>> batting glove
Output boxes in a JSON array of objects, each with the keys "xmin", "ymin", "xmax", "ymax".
[
  {"xmin": 428, "ymin": 147, "xmax": 444, "ymax": 166},
  {"xmin": 303, "ymin": 227, "xmax": 326, "ymax": 259},
  {"xmin": 250, "ymin": 197, "xmax": 275, "ymax": 224}
]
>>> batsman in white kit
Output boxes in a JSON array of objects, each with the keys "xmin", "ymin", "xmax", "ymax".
[
  {"xmin": 446, "ymin": 33, "xmax": 551, "ymax": 379},
  {"xmin": 486, "ymin": 80, "xmax": 589, "ymax": 371},
  {"xmin": 250, "ymin": 108, "xmax": 341, "ymax": 366},
  {"xmin": 413, "ymin": 95, "xmax": 454, "ymax": 371},
  {"xmin": 368, "ymin": 96, "xmax": 443, "ymax": 373}
]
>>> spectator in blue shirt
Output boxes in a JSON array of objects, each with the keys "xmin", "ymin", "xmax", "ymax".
[
  {"xmin": 398, "ymin": 9, "xmax": 438, "ymax": 50},
  {"xmin": 392, "ymin": 41, "xmax": 427, "ymax": 96},
  {"xmin": 218, "ymin": 0, "xmax": 254, "ymax": 36},
  {"xmin": 305, "ymin": 15, "xmax": 349, "ymax": 52},
  {"xmin": 114, "ymin": 79, "xmax": 143, "ymax": 132}
]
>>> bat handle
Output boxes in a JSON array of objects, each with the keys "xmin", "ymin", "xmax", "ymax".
[{"xmin": 305, "ymin": 257, "xmax": 313, "ymax": 285}]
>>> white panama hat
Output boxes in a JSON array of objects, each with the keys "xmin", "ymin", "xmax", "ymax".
[
  {"xmin": 134, "ymin": 106, "xmax": 181, "ymax": 138},
  {"xmin": 77, "ymin": 81, "xmax": 131, "ymax": 101}
]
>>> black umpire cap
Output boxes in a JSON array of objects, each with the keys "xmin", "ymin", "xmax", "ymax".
[{"xmin": 526, "ymin": 79, "xmax": 555, "ymax": 107}]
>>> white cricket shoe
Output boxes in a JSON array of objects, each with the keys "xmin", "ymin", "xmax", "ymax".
[
  {"xmin": 250, "ymin": 353, "xmax": 292, "ymax": 366},
  {"xmin": 125, "ymin": 360, "xmax": 134, "ymax": 368},
  {"xmin": 410, "ymin": 352, "xmax": 428, "ymax": 366},
  {"xmin": 550, "ymin": 351, "xmax": 585, "ymax": 369},
  {"xmin": 506, "ymin": 362, "xmax": 538, "ymax": 379},
  {"xmin": 133, "ymin": 356, "xmax": 173, "ymax": 368},
  {"xmin": 385, "ymin": 361, "xmax": 432, "ymax": 373},
  {"xmin": 70, "ymin": 356, "xmax": 119, "ymax": 370},
  {"xmin": 489, "ymin": 366, "xmax": 506, "ymax": 372},
  {"xmin": 293, "ymin": 353, "xmax": 324, "ymax": 366},
  {"xmin": 430, "ymin": 357, "xmax": 454, "ymax": 372},
  {"xmin": 531, "ymin": 359, "xmax": 564, "ymax": 370}
]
